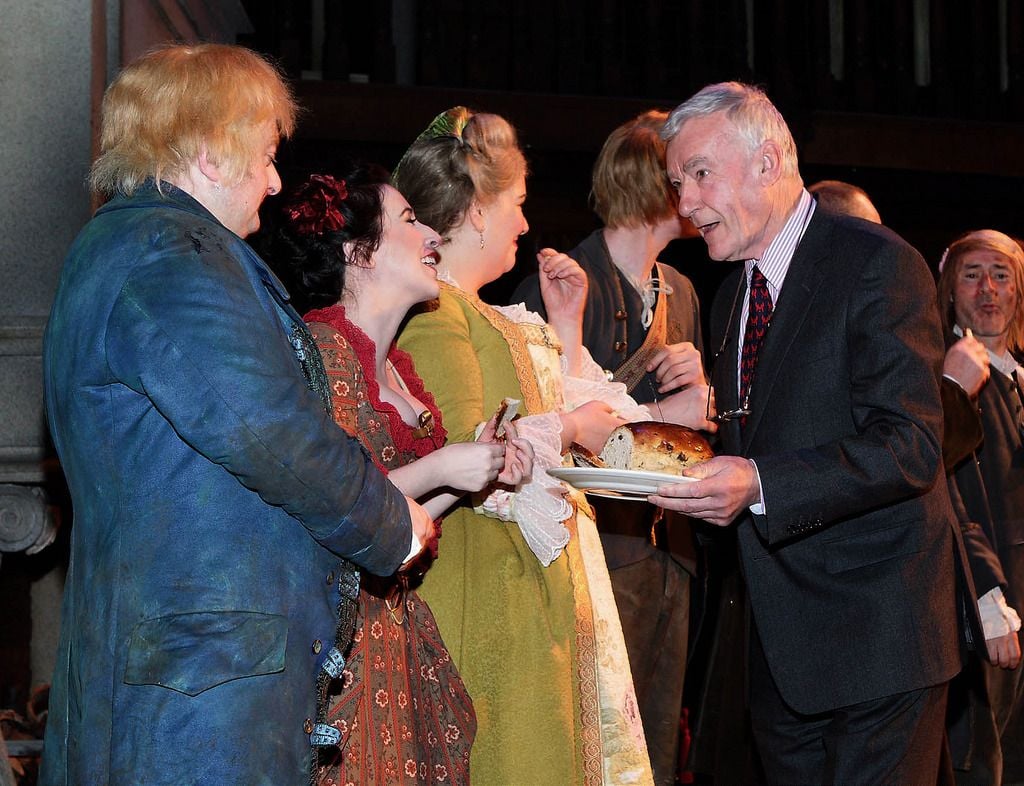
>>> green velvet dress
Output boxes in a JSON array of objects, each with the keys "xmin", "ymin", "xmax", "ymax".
[{"xmin": 399, "ymin": 284, "xmax": 652, "ymax": 786}]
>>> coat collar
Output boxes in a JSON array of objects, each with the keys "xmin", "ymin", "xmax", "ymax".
[{"xmin": 98, "ymin": 180, "xmax": 295, "ymax": 305}]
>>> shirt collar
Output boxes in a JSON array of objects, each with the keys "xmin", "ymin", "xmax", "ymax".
[
  {"xmin": 744, "ymin": 189, "xmax": 815, "ymax": 291},
  {"xmin": 953, "ymin": 324, "xmax": 1021, "ymax": 378}
]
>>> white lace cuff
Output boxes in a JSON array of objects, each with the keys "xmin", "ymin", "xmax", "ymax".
[
  {"xmin": 562, "ymin": 348, "xmax": 650, "ymax": 422},
  {"xmin": 979, "ymin": 586, "xmax": 1023, "ymax": 639},
  {"xmin": 477, "ymin": 488, "xmax": 514, "ymax": 521},
  {"xmin": 474, "ymin": 412, "xmax": 572, "ymax": 566}
]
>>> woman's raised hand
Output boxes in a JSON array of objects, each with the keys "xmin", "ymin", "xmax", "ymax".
[{"xmin": 537, "ymin": 248, "xmax": 588, "ymax": 326}]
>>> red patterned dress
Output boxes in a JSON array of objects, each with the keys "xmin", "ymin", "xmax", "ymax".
[{"xmin": 305, "ymin": 304, "xmax": 475, "ymax": 786}]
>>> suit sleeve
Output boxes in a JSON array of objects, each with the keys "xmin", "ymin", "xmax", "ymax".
[
  {"xmin": 753, "ymin": 240, "xmax": 946, "ymax": 544},
  {"xmin": 947, "ymin": 472, "xmax": 1006, "ymax": 596},
  {"xmin": 105, "ymin": 236, "xmax": 411, "ymax": 575},
  {"xmin": 941, "ymin": 378, "xmax": 984, "ymax": 470}
]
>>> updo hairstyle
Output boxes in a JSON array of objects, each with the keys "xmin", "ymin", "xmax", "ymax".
[{"xmin": 391, "ymin": 107, "xmax": 527, "ymax": 240}]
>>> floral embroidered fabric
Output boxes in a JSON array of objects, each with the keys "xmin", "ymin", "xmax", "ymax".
[{"xmin": 305, "ymin": 305, "xmax": 474, "ymax": 786}]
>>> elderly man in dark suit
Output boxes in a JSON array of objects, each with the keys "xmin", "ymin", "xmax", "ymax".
[{"xmin": 651, "ymin": 82, "xmax": 964, "ymax": 784}]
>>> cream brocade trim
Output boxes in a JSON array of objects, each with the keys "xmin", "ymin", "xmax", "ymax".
[{"xmin": 572, "ymin": 492, "xmax": 654, "ymax": 786}]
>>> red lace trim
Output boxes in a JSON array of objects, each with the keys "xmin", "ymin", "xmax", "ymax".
[{"xmin": 304, "ymin": 304, "xmax": 447, "ymax": 466}]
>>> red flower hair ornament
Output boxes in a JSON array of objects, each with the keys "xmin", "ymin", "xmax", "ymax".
[{"xmin": 285, "ymin": 174, "xmax": 348, "ymax": 236}]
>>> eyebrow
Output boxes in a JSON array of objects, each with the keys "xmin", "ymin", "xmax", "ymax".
[
  {"xmin": 682, "ymin": 155, "xmax": 710, "ymax": 174},
  {"xmin": 962, "ymin": 261, "xmax": 1011, "ymax": 268}
]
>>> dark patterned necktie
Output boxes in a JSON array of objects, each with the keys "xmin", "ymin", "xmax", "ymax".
[{"xmin": 740, "ymin": 265, "xmax": 774, "ymax": 410}]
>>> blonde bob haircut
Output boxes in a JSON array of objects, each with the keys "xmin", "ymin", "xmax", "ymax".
[
  {"xmin": 591, "ymin": 110, "xmax": 676, "ymax": 230},
  {"xmin": 90, "ymin": 43, "xmax": 297, "ymax": 198},
  {"xmin": 392, "ymin": 107, "xmax": 527, "ymax": 240},
  {"xmin": 937, "ymin": 229, "xmax": 1024, "ymax": 354}
]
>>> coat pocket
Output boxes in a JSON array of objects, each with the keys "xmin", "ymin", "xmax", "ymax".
[
  {"xmin": 123, "ymin": 610, "xmax": 288, "ymax": 696},
  {"xmin": 823, "ymin": 522, "xmax": 923, "ymax": 574}
]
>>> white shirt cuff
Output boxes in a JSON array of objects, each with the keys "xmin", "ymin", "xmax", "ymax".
[
  {"xmin": 979, "ymin": 586, "xmax": 1023, "ymax": 639},
  {"xmin": 403, "ymin": 528, "xmax": 422, "ymax": 563},
  {"xmin": 748, "ymin": 458, "xmax": 766, "ymax": 515},
  {"xmin": 942, "ymin": 373, "xmax": 969, "ymax": 394}
]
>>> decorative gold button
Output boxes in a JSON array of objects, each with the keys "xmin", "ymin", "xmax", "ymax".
[
  {"xmin": 312, "ymin": 639, "xmax": 322, "ymax": 654},
  {"xmin": 614, "ymin": 340, "xmax": 627, "ymax": 352},
  {"xmin": 326, "ymin": 572, "xmax": 334, "ymax": 585},
  {"xmin": 303, "ymin": 718, "xmax": 314, "ymax": 734}
]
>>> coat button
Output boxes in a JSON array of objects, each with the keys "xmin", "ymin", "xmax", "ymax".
[
  {"xmin": 304, "ymin": 718, "xmax": 314, "ymax": 734},
  {"xmin": 614, "ymin": 340, "xmax": 627, "ymax": 352},
  {"xmin": 326, "ymin": 571, "xmax": 334, "ymax": 585},
  {"xmin": 614, "ymin": 309, "xmax": 627, "ymax": 320},
  {"xmin": 312, "ymin": 639, "xmax": 322, "ymax": 654}
]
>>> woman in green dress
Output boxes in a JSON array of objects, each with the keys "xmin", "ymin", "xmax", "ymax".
[{"xmin": 394, "ymin": 108, "xmax": 656, "ymax": 786}]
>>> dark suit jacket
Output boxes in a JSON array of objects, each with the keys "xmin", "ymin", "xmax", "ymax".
[{"xmin": 710, "ymin": 209, "xmax": 963, "ymax": 715}]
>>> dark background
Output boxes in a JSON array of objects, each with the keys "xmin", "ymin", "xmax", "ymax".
[{"xmin": 236, "ymin": 0, "xmax": 1024, "ymax": 317}]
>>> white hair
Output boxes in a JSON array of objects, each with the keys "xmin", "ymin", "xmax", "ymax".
[{"xmin": 662, "ymin": 82, "xmax": 799, "ymax": 177}]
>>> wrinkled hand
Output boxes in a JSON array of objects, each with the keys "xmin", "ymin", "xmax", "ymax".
[
  {"xmin": 537, "ymin": 248, "xmax": 587, "ymax": 326},
  {"xmin": 437, "ymin": 440, "xmax": 508, "ymax": 493},
  {"xmin": 944, "ymin": 333, "xmax": 990, "ymax": 398},
  {"xmin": 562, "ymin": 400, "xmax": 624, "ymax": 454},
  {"xmin": 401, "ymin": 496, "xmax": 437, "ymax": 567},
  {"xmin": 647, "ymin": 341, "xmax": 706, "ymax": 393},
  {"xmin": 985, "ymin": 630, "xmax": 1022, "ymax": 670},
  {"xmin": 648, "ymin": 455, "xmax": 760, "ymax": 526},
  {"xmin": 656, "ymin": 384, "xmax": 718, "ymax": 433}
]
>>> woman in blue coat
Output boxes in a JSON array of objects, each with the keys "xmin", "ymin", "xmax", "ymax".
[{"xmin": 39, "ymin": 44, "xmax": 432, "ymax": 786}]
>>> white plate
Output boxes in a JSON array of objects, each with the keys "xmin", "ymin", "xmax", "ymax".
[{"xmin": 548, "ymin": 466, "xmax": 696, "ymax": 501}]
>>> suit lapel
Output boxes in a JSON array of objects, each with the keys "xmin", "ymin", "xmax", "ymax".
[
  {"xmin": 709, "ymin": 267, "xmax": 745, "ymax": 453},
  {"xmin": 740, "ymin": 212, "xmax": 833, "ymax": 452}
]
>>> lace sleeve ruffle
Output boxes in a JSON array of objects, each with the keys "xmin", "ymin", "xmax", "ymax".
[
  {"xmin": 562, "ymin": 346, "xmax": 651, "ymax": 422},
  {"xmin": 474, "ymin": 411, "xmax": 572, "ymax": 567}
]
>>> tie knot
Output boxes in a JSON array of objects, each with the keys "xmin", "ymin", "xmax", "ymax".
[{"xmin": 751, "ymin": 265, "xmax": 768, "ymax": 289}]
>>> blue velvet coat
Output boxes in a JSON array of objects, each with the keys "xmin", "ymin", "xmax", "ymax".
[{"xmin": 39, "ymin": 183, "xmax": 411, "ymax": 785}]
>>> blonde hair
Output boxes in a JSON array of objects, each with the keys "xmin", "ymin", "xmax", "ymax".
[
  {"xmin": 90, "ymin": 43, "xmax": 297, "ymax": 198},
  {"xmin": 392, "ymin": 107, "xmax": 526, "ymax": 239},
  {"xmin": 592, "ymin": 110, "xmax": 676, "ymax": 229},
  {"xmin": 937, "ymin": 229, "xmax": 1024, "ymax": 353}
]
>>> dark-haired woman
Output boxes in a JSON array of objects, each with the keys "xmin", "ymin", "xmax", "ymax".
[{"xmin": 264, "ymin": 168, "xmax": 533, "ymax": 786}]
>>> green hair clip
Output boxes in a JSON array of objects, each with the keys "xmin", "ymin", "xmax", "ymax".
[{"xmin": 393, "ymin": 106, "xmax": 470, "ymax": 182}]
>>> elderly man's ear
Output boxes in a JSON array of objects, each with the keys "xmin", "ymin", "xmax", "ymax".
[{"xmin": 756, "ymin": 141, "xmax": 784, "ymax": 186}]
